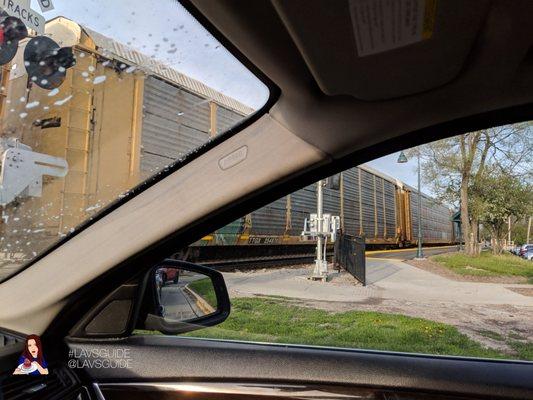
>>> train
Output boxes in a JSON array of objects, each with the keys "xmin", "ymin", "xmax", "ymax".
[
  {"xmin": 0, "ymin": 16, "xmax": 251, "ymax": 264},
  {"xmin": 188, "ymin": 164, "xmax": 458, "ymax": 263},
  {"xmin": 0, "ymin": 17, "xmax": 457, "ymax": 268}
]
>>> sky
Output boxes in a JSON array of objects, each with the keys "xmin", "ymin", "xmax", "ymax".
[
  {"xmin": 31, "ymin": 0, "xmax": 425, "ymax": 191},
  {"xmin": 33, "ymin": 0, "xmax": 269, "ymax": 109},
  {"xmin": 365, "ymin": 151, "xmax": 424, "ymax": 192}
]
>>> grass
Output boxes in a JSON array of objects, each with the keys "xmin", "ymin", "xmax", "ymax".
[
  {"xmin": 187, "ymin": 278, "xmax": 217, "ymax": 307},
  {"xmin": 508, "ymin": 341, "xmax": 533, "ymax": 360},
  {"xmin": 477, "ymin": 329, "xmax": 504, "ymax": 341},
  {"xmin": 180, "ymin": 297, "xmax": 518, "ymax": 360},
  {"xmin": 432, "ymin": 252, "xmax": 533, "ymax": 282}
]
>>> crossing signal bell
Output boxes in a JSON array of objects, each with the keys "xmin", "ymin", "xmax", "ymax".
[
  {"xmin": 0, "ymin": 14, "xmax": 76, "ymax": 90},
  {"xmin": 0, "ymin": 14, "xmax": 28, "ymax": 65},
  {"xmin": 24, "ymin": 36, "xmax": 76, "ymax": 90}
]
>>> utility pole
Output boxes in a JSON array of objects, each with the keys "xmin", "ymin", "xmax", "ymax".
[
  {"xmin": 397, "ymin": 150, "xmax": 424, "ymax": 259},
  {"xmin": 527, "ymin": 216, "xmax": 531, "ymax": 244},
  {"xmin": 416, "ymin": 152, "xmax": 424, "ymax": 259},
  {"xmin": 508, "ymin": 216, "xmax": 511, "ymax": 245}
]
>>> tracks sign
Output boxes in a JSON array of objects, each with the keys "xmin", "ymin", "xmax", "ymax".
[{"xmin": 0, "ymin": 0, "xmax": 45, "ymax": 34}]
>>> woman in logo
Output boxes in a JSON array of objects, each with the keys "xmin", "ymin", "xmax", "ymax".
[{"xmin": 13, "ymin": 334, "xmax": 48, "ymax": 375}]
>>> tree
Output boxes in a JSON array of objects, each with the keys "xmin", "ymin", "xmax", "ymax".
[
  {"xmin": 473, "ymin": 173, "xmax": 532, "ymax": 254},
  {"xmin": 416, "ymin": 122, "xmax": 532, "ymax": 255}
]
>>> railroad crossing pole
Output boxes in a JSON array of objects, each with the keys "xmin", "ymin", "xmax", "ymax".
[{"xmin": 312, "ymin": 180, "xmax": 328, "ymax": 280}]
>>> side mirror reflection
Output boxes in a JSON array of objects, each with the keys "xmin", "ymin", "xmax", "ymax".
[
  {"xmin": 139, "ymin": 260, "xmax": 230, "ymax": 335},
  {"xmin": 155, "ymin": 266, "xmax": 217, "ymax": 321}
]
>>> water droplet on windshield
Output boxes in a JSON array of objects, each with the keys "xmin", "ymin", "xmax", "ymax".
[
  {"xmin": 48, "ymin": 88, "xmax": 60, "ymax": 97},
  {"xmin": 54, "ymin": 95, "xmax": 73, "ymax": 106},
  {"xmin": 93, "ymin": 76, "xmax": 107, "ymax": 85},
  {"xmin": 26, "ymin": 101, "xmax": 40, "ymax": 109}
]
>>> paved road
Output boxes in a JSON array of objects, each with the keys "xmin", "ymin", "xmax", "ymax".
[
  {"xmin": 367, "ymin": 245, "xmax": 458, "ymax": 260},
  {"xmin": 160, "ymin": 283, "xmax": 203, "ymax": 321}
]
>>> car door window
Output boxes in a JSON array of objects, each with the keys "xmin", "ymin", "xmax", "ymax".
[{"xmin": 148, "ymin": 121, "xmax": 532, "ymax": 361}]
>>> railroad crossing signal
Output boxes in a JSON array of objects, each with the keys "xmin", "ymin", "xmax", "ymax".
[
  {"xmin": 0, "ymin": 13, "xmax": 28, "ymax": 65},
  {"xmin": 301, "ymin": 179, "xmax": 341, "ymax": 282},
  {"xmin": 24, "ymin": 36, "xmax": 76, "ymax": 89}
]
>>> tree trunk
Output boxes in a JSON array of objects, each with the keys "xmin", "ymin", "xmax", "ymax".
[
  {"xmin": 492, "ymin": 226, "xmax": 505, "ymax": 255},
  {"xmin": 492, "ymin": 238, "xmax": 503, "ymax": 255},
  {"xmin": 460, "ymin": 180, "xmax": 474, "ymax": 255},
  {"xmin": 471, "ymin": 218, "xmax": 480, "ymax": 255}
]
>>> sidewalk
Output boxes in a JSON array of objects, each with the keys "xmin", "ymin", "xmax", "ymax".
[{"xmin": 223, "ymin": 259, "xmax": 533, "ymax": 307}]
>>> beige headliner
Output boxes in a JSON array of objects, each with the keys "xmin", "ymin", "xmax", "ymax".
[
  {"xmin": 1, "ymin": 0, "xmax": 532, "ymax": 333},
  {"xmin": 192, "ymin": 0, "xmax": 533, "ymax": 156}
]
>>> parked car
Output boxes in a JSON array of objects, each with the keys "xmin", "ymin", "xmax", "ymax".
[
  {"xmin": 519, "ymin": 244, "xmax": 533, "ymax": 257},
  {"xmin": 523, "ymin": 249, "xmax": 533, "ymax": 261}
]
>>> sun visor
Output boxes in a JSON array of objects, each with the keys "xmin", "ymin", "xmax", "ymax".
[{"xmin": 273, "ymin": 0, "xmax": 490, "ymax": 100}]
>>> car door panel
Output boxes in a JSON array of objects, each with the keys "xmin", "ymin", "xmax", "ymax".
[
  {"xmin": 66, "ymin": 336, "xmax": 533, "ymax": 399},
  {"xmin": 94, "ymin": 382, "xmax": 488, "ymax": 400}
]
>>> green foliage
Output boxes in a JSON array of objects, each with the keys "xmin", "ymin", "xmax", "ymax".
[
  {"xmin": 415, "ymin": 123, "xmax": 532, "ymax": 255},
  {"xmin": 187, "ymin": 278, "xmax": 217, "ymax": 307},
  {"xmin": 418, "ymin": 123, "xmax": 532, "ymax": 210},
  {"xmin": 183, "ymin": 297, "xmax": 511, "ymax": 359},
  {"xmin": 508, "ymin": 341, "xmax": 533, "ymax": 360},
  {"xmin": 511, "ymin": 220, "xmax": 531, "ymax": 245},
  {"xmin": 474, "ymin": 173, "xmax": 532, "ymax": 243}
]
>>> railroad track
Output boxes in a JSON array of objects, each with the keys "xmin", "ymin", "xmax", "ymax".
[{"xmin": 199, "ymin": 253, "xmax": 330, "ymax": 271}]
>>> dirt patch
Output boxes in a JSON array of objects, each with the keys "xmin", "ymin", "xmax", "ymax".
[
  {"xmin": 406, "ymin": 258, "xmax": 528, "ymax": 284},
  {"xmin": 507, "ymin": 287, "xmax": 533, "ymax": 297},
  {"xmin": 276, "ymin": 297, "xmax": 532, "ymax": 356}
]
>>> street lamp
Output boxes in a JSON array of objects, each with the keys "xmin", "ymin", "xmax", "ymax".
[{"xmin": 397, "ymin": 151, "xmax": 424, "ymax": 259}]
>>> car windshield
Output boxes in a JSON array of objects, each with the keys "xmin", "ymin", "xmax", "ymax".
[{"xmin": 0, "ymin": 0, "xmax": 269, "ymax": 281}]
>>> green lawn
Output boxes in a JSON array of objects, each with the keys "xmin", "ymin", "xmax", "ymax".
[
  {"xmin": 432, "ymin": 252, "xmax": 533, "ymax": 282},
  {"xmin": 507, "ymin": 340, "xmax": 533, "ymax": 360},
  {"xmin": 187, "ymin": 278, "xmax": 217, "ymax": 307},
  {"xmin": 182, "ymin": 297, "xmax": 524, "ymax": 360}
]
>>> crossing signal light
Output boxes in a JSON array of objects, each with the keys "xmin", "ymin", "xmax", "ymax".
[
  {"xmin": 0, "ymin": 14, "xmax": 28, "ymax": 66},
  {"xmin": 24, "ymin": 36, "xmax": 76, "ymax": 90}
]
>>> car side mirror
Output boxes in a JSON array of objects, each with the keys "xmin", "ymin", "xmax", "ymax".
[{"xmin": 137, "ymin": 259, "xmax": 230, "ymax": 335}]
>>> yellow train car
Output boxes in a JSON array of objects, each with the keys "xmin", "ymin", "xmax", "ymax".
[{"xmin": 0, "ymin": 17, "xmax": 252, "ymax": 263}]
